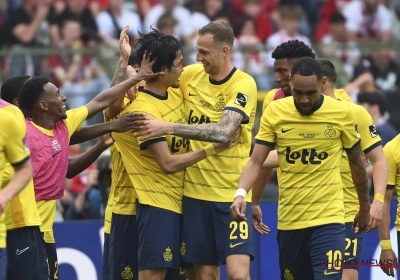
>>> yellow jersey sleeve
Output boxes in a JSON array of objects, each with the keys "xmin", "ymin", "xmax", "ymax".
[
  {"xmin": 64, "ymin": 106, "xmax": 89, "ymax": 139},
  {"xmin": 3, "ymin": 113, "xmax": 30, "ymax": 167},
  {"xmin": 340, "ymin": 103, "xmax": 361, "ymax": 151},
  {"xmin": 255, "ymin": 103, "xmax": 277, "ymax": 146},
  {"xmin": 352, "ymin": 104, "xmax": 382, "ymax": 153},
  {"xmin": 224, "ymin": 76, "xmax": 257, "ymax": 123},
  {"xmin": 132, "ymin": 99, "xmax": 167, "ymax": 149},
  {"xmin": 262, "ymin": 89, "xmax": 278, "ymax": 113}
]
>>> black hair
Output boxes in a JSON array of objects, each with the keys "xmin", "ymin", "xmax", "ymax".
[
  {"xmin": 357, "ymin": 91, "xmax": 387, "ymax": 116},
  {"xmin": 272, "ymin": 40, "xmax": 315, "ymax": 61},
  {"xmin": 18, "ymin": 76, "xmax": 50, "ymax": 111},
  {"xmin": 130, "ymin": 28, "xmax": 182, "ymax": 81},
  {"xmin": 1, "ymin": 75, "xmax": 31, "ymax": 104},
  {"xmin": 330, "ymin": 12, "xmax": 346, "ymax": 24},
  {"xmin": 291, "ymin": 57, "xmax": 323, "ymax": 81},
  {"xmin": 198, "ymin": 20, "xmax": 234, "ymax": 48},
  {"xmin": 317, "ymin": 58, "xmax": 337, "ymax": 85}
]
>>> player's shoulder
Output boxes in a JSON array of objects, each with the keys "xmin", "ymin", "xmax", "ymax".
[
  {"xmin": 268, "ymin": 95, "xmax": 293, "ymax": 110},
  {"xmin": 385, "ymin": 134, "xmax": 400, "ymax": 151},
  {"xmin": 183, "ymin": 64, "xmax": 204, "ymax": 75},
  {"xmin": 334, "ymin": 88, "xmax": 353, "ymax": 103}
]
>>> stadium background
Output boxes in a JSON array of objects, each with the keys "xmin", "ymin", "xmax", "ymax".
[{"xmin": 1, "ymin": 0, "xmax": 400, "ymax": 279}]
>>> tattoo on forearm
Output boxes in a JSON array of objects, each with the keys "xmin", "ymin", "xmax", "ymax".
[
  {"xmin": 110, "ymin": 61, "xmax": 127, "ymax": 87},
  {"xmin": 348, "ymin": 144, "xmax": 370, "ymax": 204},
  {"xmin": 173, "ymin": 110, "xmax": 243, "ymax": 142}
]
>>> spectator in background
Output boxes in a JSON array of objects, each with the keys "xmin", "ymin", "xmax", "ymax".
[
  {"xmin": 55, "ymin": 0, "xmax": 99, "ymax": 45},
  {"xmin": 4, "ymin": 0, "xmax": 57, "ymax": 77},
  {"xmin": 342, "ymin": 0, "xmax": 392, "ymax": 42},
  {"xmin": 144, "ymin": 0, "xmax": 193, "ymax": 43},
  {"xmin": 320, "ymin": 12, "xmax": 361, "ymax": 79},
  {"xmin": 48, "ymin": 19, "xmax": 110, "ymax": 110},
  {"xmin": 0, "ymin": 0, "xmax": 6, "ymax": 48},
  {"xmin": 156, "ymin": 11, "xmax": 178, "ymax": 36},
  {"xmin": 357, "ymin": 91, "xmax": 399, "ymax": 146},
  {"xmin": 96, "ymin": 0, "xmax": 142, "ymax": 49},
  {"xmin": 232, "ymin": 15, "xmax": 269, "ymax": 90},
  {"xmin": 53, "ymin": 0, "xmax": 107, "ymax": 17},
  {"xmin": 136, "ymin": 0, "xmax": 161, "ymax": 20},
  {"xmin": 265, "ymin": 4, "xmax": 311, "ymax": 68}
]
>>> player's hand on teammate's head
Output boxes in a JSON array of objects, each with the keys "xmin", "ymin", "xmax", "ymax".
[
  {"xmin": 252, "ymin": 204, "xmax": 270, "ymax": 235},
  {"xmin": 380, "ymin": 249, "xmax": 398, "ymax": 277},
  {"xmin": 136, "ymin": 51, "xmax": 165, "ymax": 81},
  {"xmin": 368, "ymin": 199, "xmax": 383, "ymax": 231},
  {"xmin": 230, "ymin": 196, "xmax": 247, "ymax": 222},
  {"xmin": 111, "ymin": 112, "xmax": 148, "ymax": 133},
  {"xmin": 353, "ymin": 209, "xmax": 370, "ymax": 233}
]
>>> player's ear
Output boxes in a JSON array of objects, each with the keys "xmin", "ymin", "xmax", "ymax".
[
  {"xmin": 321, "ymin": 77, "xmax": 327, "ymax": 92},
  {"xmin": 221, "ymin": 45, "xmax": 229, "ymax": 58},
  {"xmin": 38, "ymin": 100, "xmax": 49, "ymax": 111}
]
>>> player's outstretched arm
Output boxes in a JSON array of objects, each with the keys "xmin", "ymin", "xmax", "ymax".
[
  {"xmin": 230, "ymin": 143, "xmax": 273, "ymax": 222},
  {"xmin": 378, "ymin": 188, "xmax": 397, "ymax": 277},
  {"xmin": 66, "ymin": 134, "xmax": 114, "ymax": 178},
  {"xmin": 147, "ymin": 127, "xmax": 241, "ymax": 174},
  {"xmin": 134, "ymin": 110, "xmax": 244, "ymax": 143},
  {"xmin": 85, "ymin": 53, "xmax": 163, "ymax": 119},
  {"xmin": 346, "ymin": 143, "xmax": 371, "ymax": 233},
  {"xmin": 365, "ymin": 145, "xmax": 388, "ymax": 230},
  {"xmin": 0, "ymin": 159, "xmax": 32, "ymax": 215},
  {"xmin": 70, "ymin": 113, "xmax": 145, "ymax": 145}
]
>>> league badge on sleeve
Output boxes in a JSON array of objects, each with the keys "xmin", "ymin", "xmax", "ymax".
[
  {"xmin": 234, "ymin": 93, "xmax": 249, "ymax": 107},
  {"xmin": 355, "ymin": 124, "xmax": 360, "ymax": 137},
  {"xmin": 369, "ymin": 124, "xmax": 378, "ymax": 138}
]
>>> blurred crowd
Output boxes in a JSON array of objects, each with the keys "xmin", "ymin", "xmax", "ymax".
[{"xmin": 1, "ymin": 0, "xmax": 400, "ymax": 219}]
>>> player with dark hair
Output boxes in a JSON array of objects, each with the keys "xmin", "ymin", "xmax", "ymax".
[
  {"xmin": 316, "ymin": 57, "xmax": 387, "ymax": 280},
  {"xmin": 231, "ymin": 57, "xmax": 370, "ymax": 279},
  {"xmin": 111, "ymin": 28, "xmax": 237, "ymax": 280},
  {"xmin": 132, "ymin": 20, "xmax": 257, "ymax": 280},
  {"xmin": 16, "ymin": 55, "xmax": 160, "ymax": 279}
]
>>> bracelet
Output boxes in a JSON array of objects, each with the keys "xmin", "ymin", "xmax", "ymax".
[
  {"xmin": 234, "ymin": 188, "xmax": 248, "ymax": 199},
  {"xmin": 380, "ymin": 240, "xmax": 392, "ymax": 250},
  {"xmin": 204, "ymin": 144, "xmax": 216, "ymax": 157},
  {"xmin": 374, "ymin": 193, "xmax": 385, "ymax": 204}
]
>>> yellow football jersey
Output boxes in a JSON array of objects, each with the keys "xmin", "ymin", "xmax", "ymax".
[
  {"xmin": 103, "ymin": 98, "xmax": 136, "ymax": 234},
  {"xmin": 262, "ymin": 88, "xmax": 278, "ymax": 113},
  {"xmin": 338, "ymin": 102, "xmax": 382, "ymax": 222},
  {"xmin": 0, "ymin": 109, "xmax": 30, "ymax": 248},
  {"xmin": 112, "ymin": 87, "xmax": 188, "ymax": 214},
  {"xmin": 256, "ymin": 95, "xmax": 360, "ymax": 230},
  {"xmin": 179, "ymin": 64, "xmax": 257, "ymax": 202},
  {"xmin": 383, "ymin": 134, "xmax": 400, "ymax": 230},
  {"xmin": 0, "ymin": 104, "xmax": 41, "ymax": 230}
]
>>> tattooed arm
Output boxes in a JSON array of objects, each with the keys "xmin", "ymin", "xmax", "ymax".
[
  {"xmin": 346, "ymin": 142, "xmax": 371, "ymax": 233},
  {"xmin": 136, "ymin": 110, "xmax": 244, "ymax": 143}
]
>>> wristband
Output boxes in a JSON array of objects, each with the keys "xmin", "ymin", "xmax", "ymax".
[
  {"xmin": 374, "ymin": 193, "xmax": 384, "ymax": 204},
  {"xmin": 380, "ymin": 240, "xmax": 392, "ymax": 250},
  {"xmin": 204, "ymin": 144, "xmax": 216, "ymax": 157},
  {"xmin": 234, "ymin": 188, "xmax": 248, "ymax": 199}
]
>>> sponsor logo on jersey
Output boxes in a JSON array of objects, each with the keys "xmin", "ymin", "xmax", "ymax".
[{"xmin": 285, "ymin": 147, "xmax": 328, "ymax": 165}]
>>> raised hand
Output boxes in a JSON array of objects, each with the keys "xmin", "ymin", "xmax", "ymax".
[
  {"xmin": 119, "ymin": 26, "xmax": 131, "ymax": 62},
  {"xmin": 136, "ymin": 51, "xmax": 165, "ymax": 81}
]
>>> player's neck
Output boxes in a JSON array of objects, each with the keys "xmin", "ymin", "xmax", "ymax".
[
  {"xmin": 143, "ymin": 83, "xmax": 168, "ymax": 97},
  {"xmin": 323, "ymin": 88, "xmax": 335, "ymax": 99},
  {"xmin": 209, "ymin": 61, "xmax": 234, "ymax": 82},
  {"xmin": 31, "ymin": 113, "xmax": 58, "ymax": 130}
]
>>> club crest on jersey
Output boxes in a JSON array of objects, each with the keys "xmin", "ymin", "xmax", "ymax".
[
  {"xmin": 369, "ymin": 124, "xmax": 378, "ymax": 138},
  {"xmin": 234, "ymin": 93, "xmax": 248, "ymax": 107},
  {"xmin": 324, "ymin": 124, "xmax": 336, "ymax": 138},
  {"xmin": 164, "ymin": 247, "xmax": 173, "ymax": 261},
  {"xmin": 121, "ymin": 266, "xmax": 133, "ymax": 279},
  {"xmin": 215, "ymin": 96, "xmax": 226, "ymax": 111},
  {"xmin": 52, "ymin": 139, "xmax": 61, "ymax": 151}
]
